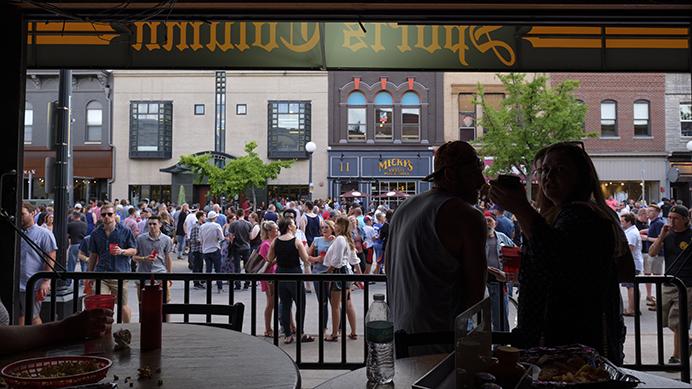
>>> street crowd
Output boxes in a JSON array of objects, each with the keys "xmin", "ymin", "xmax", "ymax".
[
  {"xmin": 10, "ymin": 140, "xmax": 692, "ymax": 366},
  {"xmin": 16, "ymin": 195, "xmax": 396, "ymax": 345}
]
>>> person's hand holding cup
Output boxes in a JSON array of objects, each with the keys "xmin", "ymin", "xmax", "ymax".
[
  {"xmin": 84, "ymin": 294, "xmax": 116, "ymax": 335},
  {"xmin": 148, "ymin": 249, "xmax": 158, "ymax": 262},
  {"xmin": 109, "ymin": 243, "xmax": 122, "ymax": 256}
]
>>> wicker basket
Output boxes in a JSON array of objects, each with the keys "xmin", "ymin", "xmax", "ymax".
[{"xmin": 1, "ymin": 356, "xmax": 112, "ymax": 388}]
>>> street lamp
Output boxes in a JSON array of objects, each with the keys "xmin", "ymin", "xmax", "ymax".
[{"xmin": 305, "ymin": 141, "xmax": 316, "ymax": 200}]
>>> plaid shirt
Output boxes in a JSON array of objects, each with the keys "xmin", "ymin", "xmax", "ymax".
[{"xmin": 189, "ymin": 222, "xmax": 202, "ymax": 253}]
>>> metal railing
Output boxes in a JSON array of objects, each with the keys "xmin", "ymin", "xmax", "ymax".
[
  {"xmin": 624, "ymin": 275, "xmax": 690, "ymax": 383},
  {"xmin": 26, "ymin": 271, "xmax": 387, "ymax": 371}
]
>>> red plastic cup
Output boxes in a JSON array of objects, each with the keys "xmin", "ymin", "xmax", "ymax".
[
  {"xmin": 150, "ymin": 249, "xmax": 158, "ymax": 259},
  {"xmin": 109, "ymin": 243, "xmax": 119, "ymax": 255},
  {"xmin": 84, "ymin": 294, "xmax": 115, "ymax": 334},
  {"xmin": 84, "ymin": 294, "xmax": 115, "ymax": 311}
]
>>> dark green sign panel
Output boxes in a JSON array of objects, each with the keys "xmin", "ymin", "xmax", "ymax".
[{"xmin": 25, "ymin": 21, "xmax": 690, "ymax": 71}]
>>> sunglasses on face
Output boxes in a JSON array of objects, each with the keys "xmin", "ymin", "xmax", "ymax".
[
  {"xmin": 148, "ymin": 222, "xmax": 159, "ymax": 226},
  {"xmin": 101, "ymin": 212, "xmax": 114, "ymax": 217}
]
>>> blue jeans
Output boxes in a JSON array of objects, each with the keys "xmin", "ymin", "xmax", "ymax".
[
  {"xmin": 230, "ymin": 246, "xmax": 251, "ymax": 288},
  {"xmin": 66, "ymin": 244, "xmax": 84, "ymax": 286},
  {"xmin": 488, "ymin": 282, "xmax": 509, "ymax": 332},
  {"xmin": 176, "ymin": 235, "xmax": 186, "ymax": 257},
  {"xmin": 277, "ymin": 266, "xmax": 306, "ymax": 337},
  {"xmin": 203, "ymin": 250, "xmax": 223, "ymax": 290}
]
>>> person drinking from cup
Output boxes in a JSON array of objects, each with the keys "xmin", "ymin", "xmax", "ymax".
[
  {"xmin": 88, "ymin": 203, "xmax": 137, "ymax": 323},
  {"xmin": 489, "ymin": 142, "xmax": 629, "ymax": 365}
]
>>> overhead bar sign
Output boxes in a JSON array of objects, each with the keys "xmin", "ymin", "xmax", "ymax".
[{"xmin": 25, "ymin": 21, "xmax": 690, "ymax": 71}]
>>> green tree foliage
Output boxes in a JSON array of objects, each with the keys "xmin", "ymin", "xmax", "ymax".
[
  {"xmin": 476, "ymin": 73, "xmax": 592, "ymax": 196},
  {"xmin": 179, "ymin": 141, "xmax": 293, "ymax": 204}
]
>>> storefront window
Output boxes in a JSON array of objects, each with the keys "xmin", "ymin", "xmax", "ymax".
[
  {"xmin": 401, "ymin": 92, "xmax": 420, "ymax": 141},
  {"xmin": 374, "ymin": 92, "xmax": 393, "ymax": 141},
  {"xmin": 347, "ymin": 92, "xmax": 366, "ymax": 141},
  {"xmin": 128, "ymin": 185, "xmax": 172, "ymax": 203},
  {"xmin": 371, "ymin": 181, "xmax": 417, "ymax": 208}
]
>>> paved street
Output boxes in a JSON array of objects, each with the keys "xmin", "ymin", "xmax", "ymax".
[{"xmin": 96, "ymin": 258, "xmax": 691, "ymax": 387}]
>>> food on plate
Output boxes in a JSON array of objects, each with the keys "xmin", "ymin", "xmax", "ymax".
[
  {"xmin": 522, "ymin": 344, "xmax": 612, "ymax": 384},
  {"xmin": 15, "ymin": 360, "xmax": 99, "ymax": 378}
]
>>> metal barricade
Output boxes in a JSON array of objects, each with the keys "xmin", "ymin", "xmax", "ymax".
[{"xmin": 25, "ymin": 271, "xmax": 387, "ymax": 371}]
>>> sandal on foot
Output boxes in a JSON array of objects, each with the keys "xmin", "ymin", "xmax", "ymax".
[
  {"xmin": 301, "ymin": 335, "xmax": 315, "ymax": 343},
  {"xmin": 284, "ymin": 335, "xmax": 294, "ymax": 344},
  {"xmin": 264, "ymin": 330, "xmax": 274, "ymax": 338},
  {"xmin": 348, "ymin": 334, "xmax": 358, "ymax": 340},
  {"xmin": 325, "ymin": 335, "xmax": 339, "ymax": 342}
]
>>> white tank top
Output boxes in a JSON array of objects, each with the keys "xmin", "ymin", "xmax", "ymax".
[{"xmin": 386, "ymin": 190, "xmax": 468, "ymax": 334}]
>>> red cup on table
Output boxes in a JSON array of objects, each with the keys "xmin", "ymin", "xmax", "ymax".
[
  {"xmin": 109, "ymin": 243, "xmax": 120, "ymax": 256},
  {"xmin": 84, "ymin": 294, "xmax": 116, "ymax": 334}
]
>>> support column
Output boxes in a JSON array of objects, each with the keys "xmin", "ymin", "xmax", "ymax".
[
  {"xmin": 53, "ymin": 70, "xmax": 72, "ymax": 279},
  {"xmin": 0, "ymin": 5, "xmax": 26, "ymax": 321}
]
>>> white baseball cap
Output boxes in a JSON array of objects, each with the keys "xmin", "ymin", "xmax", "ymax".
[
  {"xmin": 207, "ymin": 211, "xmax": 218, "ymax": 219},
  {"xmin": 74, "ymin": 203, "xmax": 83, "ymax": 209}
]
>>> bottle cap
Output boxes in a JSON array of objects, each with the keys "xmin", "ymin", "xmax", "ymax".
[{"xmin": 373, "ymin": 294, "xmax": 385, "ymax": 301}]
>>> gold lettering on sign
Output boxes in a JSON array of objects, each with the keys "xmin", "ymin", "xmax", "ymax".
[
  {"xmin": 415, "ymin": 25, "xmax": 441, "ymax": 54},
  {"xmin": 132, "ymin": 22, "xmax": 162, "ymax": 51},
  {"xmin": 339, "ymin": 162, "xmax": 351, "ymax": 173},
  {"xmin": 280, "ymin": 23, "xmax": 320, "ymax": 53},
  {"xmin": 252, "ymin": 22, "xmax": 279, "ymax": 52},
  {"xmin": 470, "ymin": 26, "xmax": 515, "ymax": 66},
  {"xmin": 391, "ymin": 23, "xmax": 412, "ymax": 53},
  {"xmin": 162, "ymin": 22, "xmax": 203, "ymax": 51},
  {"xmin": 378, "ymin": 159, "xmax": 415, "ymax": 175},
  {"xmin": 370, "ymin": 23, "xmax": 385, "ymax": 53},
  {"xmin": 443, "ymin": 26, "xmax": 470, "ymax": 66},
  {"xmin": 343, "ymin": 23, "xmax": 368, "ymax": 52},
  {"xmin": 236, "ymin": 22, "xmax": 250, "ymax": 52},
  {"xmin": 206, "ymin": 22, "xmax": 234, "ymax": 52}
]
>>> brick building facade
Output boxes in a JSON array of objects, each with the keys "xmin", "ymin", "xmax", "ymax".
[{"xmin": 551, "ymin": 73, "xmax": 667, "ymax": 203}]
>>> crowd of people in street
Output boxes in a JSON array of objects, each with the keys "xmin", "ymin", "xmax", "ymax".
[
  {"xmin": 11, "ymin": 140, "xmax": 692, "ymax": 366},
  {"xmin": 16, "ymin": 192, "xmax": 396, "ymax": 346}
]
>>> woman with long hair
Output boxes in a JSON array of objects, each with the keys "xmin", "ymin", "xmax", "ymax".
[
  {"xmin": 258, "ymin": 220, "xmax": 279, "ymax": 337},
  {"xmin": 266, "ymin": 217, "xmax": 315, "ymax": 344},
  {"xmin": 158, "ymin": 211, "xmax": 175, "ymax": 238},
  {"xmin": 41, "ymin": 213, "xmax": 54, "ymax": 232},
  {"xmin": 322, "ymin": 217, "xmax": 361, "ymax": 341},
  {"xmin": 489, "ymin": 142, "xmax": 630, "ymax": 364},
  {"xmin": 307, "ymin": 220, "xmax": 336, "ymax": 331}
]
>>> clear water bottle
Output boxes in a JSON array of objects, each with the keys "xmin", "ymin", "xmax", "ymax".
[{"xmin": 366, "ymin": 293, "xmax": 395, "ymax": 384}]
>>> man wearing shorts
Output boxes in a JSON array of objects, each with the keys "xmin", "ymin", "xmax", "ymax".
[
  {"xmin": 644, "ymin": 204, "xmax": 666, "ymax": 309},
  {"xmin": 17, "ymin": 201, "xmax": 57, "ymax": 325},
  {"xmin": 88, "ymin": 203, "xmax": 137, "ymax": 323},
  {"xmin": 649, "ymin": 205, "xmax": 692, "ymax": 364}
]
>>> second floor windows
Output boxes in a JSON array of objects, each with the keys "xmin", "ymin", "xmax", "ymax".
[
  {"xmin": 682, "ymin": 103, "xmax": 692, "ymax": 137},
  {"xmin": 344, "ymin": 89, "xmax": 423, "ymax": 143},
  {"xmin": 457, "ymin": 92, "xmax": 504, "ymax": 141},
  {"xmin": 24, "ymin": 102, "xmax": 33, "ymax": 144},
  {"xmin": 633, "ymin": 100, "xmax": 650, "ymax": 137},
  {"xmin": 374, "ymin": 92, "xmax": 393, "ymax": 141},
  {"xmin": 129, "ymin": 101, "xmax": 173, "ymax": 159},
  {"xmin": 268, "ymin": 101, "xmax": 311, "ymax": 159},
  {"xmin": 600, "ymin": 100, "xmax": 618, "ymax": 137},
  {"xmin": 86, "ymin": 101, "xmax": 103, "ymax": 142}
]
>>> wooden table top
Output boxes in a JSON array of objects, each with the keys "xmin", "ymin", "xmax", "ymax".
[
  {"xmin": 2, "ymin": 323, "xmax": 300, "ymax": 389},
  {"xmin": 316, "ymin": 354, "xmax": 692, "ymax": 389}
]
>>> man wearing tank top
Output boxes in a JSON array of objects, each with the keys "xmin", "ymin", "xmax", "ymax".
[{"xmin": 386, "ymin": 141, "xmax": 487, "ymax": 355}]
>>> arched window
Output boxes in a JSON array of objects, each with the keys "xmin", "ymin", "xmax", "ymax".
[
  {"xmin": 347, "ymin": 91, "xmax": 366, "ymax": 141},
  {"xmin": 600, "ymin": 100, "xmax": 618, "ymax": 137},
  {"xmin": 24, "ymin": 102, "xmax": 33, "ymax": 144},
  {"xmin": 374, "ymin": 92, "xmax": 393, "ymax": 140},
  {"xmin": 633, "ymin": 100, "xmax": 650, "ymax": 137},
  {"xmin": 401, "ymin": 92, "xmax": 420, "ymax": 141},
  {"xmin": 86, "ymin": 101, "xmax": 103, "ymax": 142}
]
